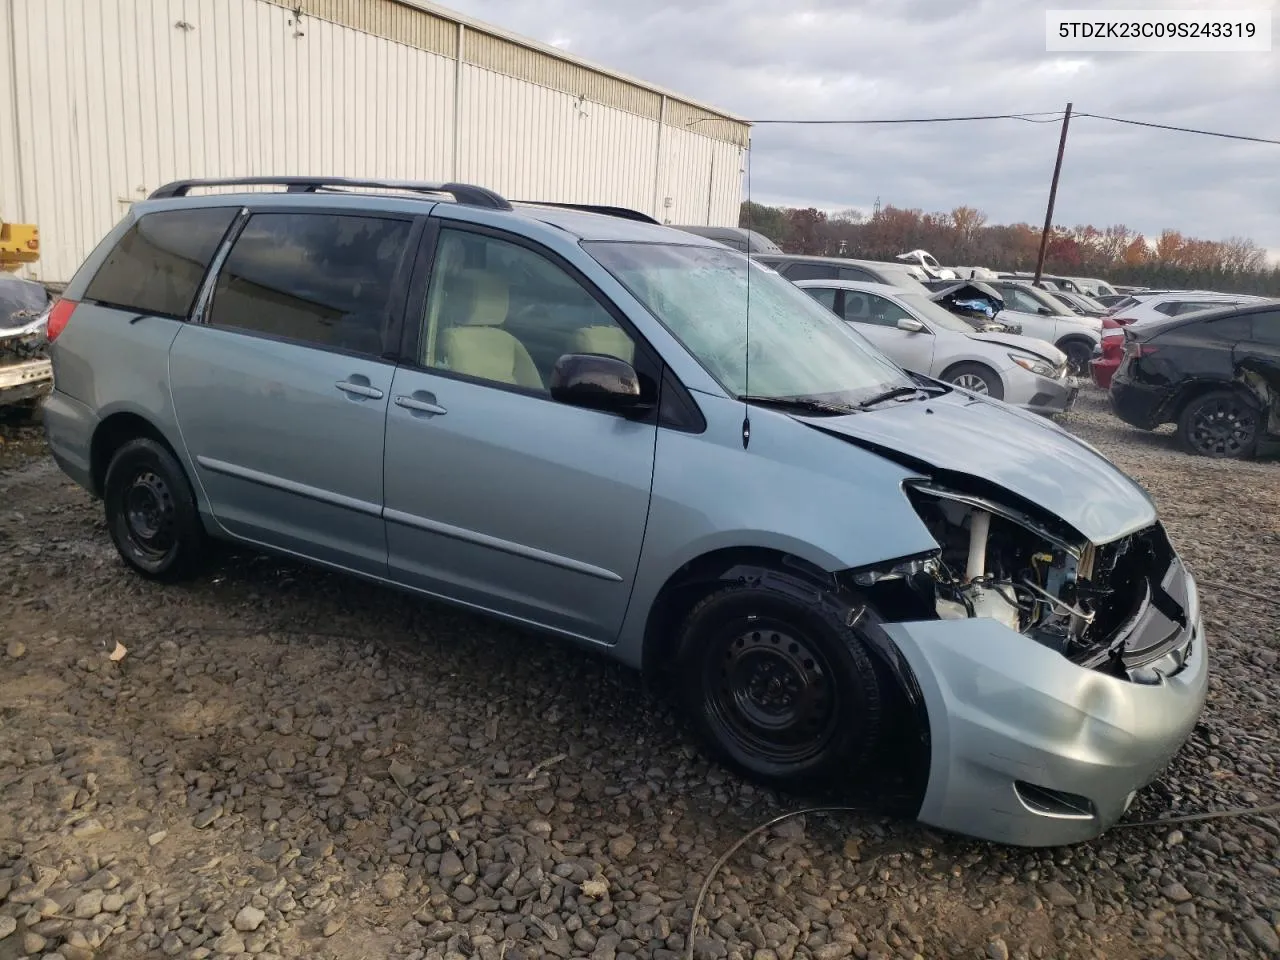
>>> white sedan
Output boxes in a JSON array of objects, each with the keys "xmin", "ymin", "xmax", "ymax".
[{"xmin": 794, "ymin": 279, "xmax": 1079, "ymax": 416}]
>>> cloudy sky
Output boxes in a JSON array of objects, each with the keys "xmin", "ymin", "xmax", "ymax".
[{"xmin": 442, "ymin": 0, "xmax": 1280, "ymax": 258}]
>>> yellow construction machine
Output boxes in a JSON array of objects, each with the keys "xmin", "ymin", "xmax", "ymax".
[{"xmin": 0, "ymin": 220, "xmax": 40, "ymax": 271}]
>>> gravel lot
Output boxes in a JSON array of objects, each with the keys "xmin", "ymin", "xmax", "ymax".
[{"xmin": 1, "ymin": 388, "xmax": 1277, "ymax": 960}]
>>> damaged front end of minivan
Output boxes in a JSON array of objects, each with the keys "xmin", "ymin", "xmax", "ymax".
[{"xmin": 842, "ymin": 475, "xmax": 1206, "ymax": 846}]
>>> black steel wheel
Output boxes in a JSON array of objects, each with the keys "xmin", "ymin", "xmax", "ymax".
[
  {"xmin": 103, "ymin": 437, "xmax": 208, "ymax": 580},
  {"xmin": 1177, "ymin": 389, "xmax": 1259, "ymax": 459},
  {"xmin": 675, "ymin": 579, "xmax": 885, "ymax": 786}
]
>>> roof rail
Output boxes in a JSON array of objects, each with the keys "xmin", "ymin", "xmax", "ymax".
[
  {"xmin": 148, "ymin": 177, "xmax": 513, "ymax": 210},
  {"xmin": 520, "ymin": 201, "xmax": 661, "ymax": 225}
]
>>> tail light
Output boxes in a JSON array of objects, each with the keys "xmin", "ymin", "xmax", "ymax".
[{"xmin": 45, "ymin": 299, "xmax": 78, "ymax": 342}]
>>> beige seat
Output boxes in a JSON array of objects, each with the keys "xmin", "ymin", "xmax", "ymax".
[
  {"xmin": 438, "ymin": 271, "xmax": 544, "ymax": 390},
  {"xmin": 569, "ymin": 324, "xmax": 635, "ymax": 365}
]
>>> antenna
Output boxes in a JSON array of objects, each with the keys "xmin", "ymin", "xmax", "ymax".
[{"xmin": 741, "ymin": 141, "xmax": 752, "ymax": 450}]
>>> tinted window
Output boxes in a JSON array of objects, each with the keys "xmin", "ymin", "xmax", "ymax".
[
  {"xmin": 1193, "ymin": 316, "xmax": 1253, "ymax": 340},
  {"xmin": 208, "ymin": 212, "xmax": 412, "ymax": 357},
  {"xmin": 419, "ymin": 229, "xmax": 633, "ymax": 391},
  {"xmin": 1251, "ymin": 311, "xmax": 1280, "ymax": 346},
  {"xmin": 783, "ymin": 262, "xmax": 840, "ymax": 281},
  {"xmin": 84, "ymin": 207, "xmax": 237, "ymax": 318},
  {"xmin": 838, "ymin": 267, "xmax": 875, "ymax": 283}
]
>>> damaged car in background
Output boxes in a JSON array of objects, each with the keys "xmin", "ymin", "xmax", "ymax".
[
  {"xmin": 1110, "ymin": 301, "xmax": 1280, "ymax": 459},
  {"xmin": 0, "ymin": 275, "xmax": 54, "ymax": 413},
  {"xmin": 43, "ymin": 181, "xmax": 1205, "ymax": 849}
]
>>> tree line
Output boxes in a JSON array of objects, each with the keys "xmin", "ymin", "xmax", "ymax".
[{"xmin": 741, "ymin": 201, "xmax": 1280, "ymax": 295}]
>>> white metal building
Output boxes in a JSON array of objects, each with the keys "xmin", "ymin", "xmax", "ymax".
[{"xmin": 0, "ymin": 0, "xmax": 749, "ymax": 282}]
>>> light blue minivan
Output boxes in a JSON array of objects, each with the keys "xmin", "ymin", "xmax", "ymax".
[{"xmin": 41, "ymin": 177, "xmax": 1207, "ymax": 846}]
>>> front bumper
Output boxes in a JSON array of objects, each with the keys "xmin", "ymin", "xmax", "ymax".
[
  {"xmin": 884, "ymin": 572, "xmax": 1207, "ymax": 847},
  {"xmin": 0, "ymin": 358, "xmax": 52, "ymax": 406},
  {"xmin": 1006, "ymin": 369, "xmax": 1078, "ymax": 417}
]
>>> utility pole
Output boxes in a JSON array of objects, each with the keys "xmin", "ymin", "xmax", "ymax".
[{"xmin": 1033, "ymin": 102, "xmax": 1072, "ymax": 285}]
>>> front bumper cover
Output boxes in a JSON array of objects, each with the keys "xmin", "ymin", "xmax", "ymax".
[{"xmin": 884, "ymin": 569, "xmax": 1207, "ymax": 847}]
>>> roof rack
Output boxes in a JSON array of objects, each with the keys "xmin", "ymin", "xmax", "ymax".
[
  {"xmin": 520, "ymin": 201, "xmax": 661, "ymax": 224},
  {"xmin": 148, "ymin": 177, "xmax": 513, "ymax": 210}
]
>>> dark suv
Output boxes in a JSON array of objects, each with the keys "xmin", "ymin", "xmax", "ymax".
[{"xmin": 1109, "ymin": 302, "xmax": 1280, "ymax": 458}]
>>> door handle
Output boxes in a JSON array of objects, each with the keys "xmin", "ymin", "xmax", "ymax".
[
  {"xmin": 394, "ymin": 394, "xmax": 448, "ymax": 416},
  {"xmin": 335, "ymin": 379, "xmax": 384, "ymax": 399}
]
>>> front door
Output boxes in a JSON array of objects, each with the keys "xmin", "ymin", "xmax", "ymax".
[
  {"xmin": 382, "ymin": 224, "xmax": 658, "ymax": 642},
  {"xmin": 169, "ymin": 209, "xmax": 418, "ymax": 576},
  {"xmin": 839, "ymin": 290, "xmax": 936, "ymax": 374}
]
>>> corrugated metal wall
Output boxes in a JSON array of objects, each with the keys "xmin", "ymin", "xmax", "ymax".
[{"xmin": 0, "ymin": 0, "xmax": 745, "ymax": 281}]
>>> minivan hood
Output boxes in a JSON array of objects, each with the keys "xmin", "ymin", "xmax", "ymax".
[
  {"xmin": 803, "ymin": 391, "xmax": 1157, "ymax": 544},
  {"xmin": 966, "ymin": 331, "xmax": 1065, "ymax": 364}
]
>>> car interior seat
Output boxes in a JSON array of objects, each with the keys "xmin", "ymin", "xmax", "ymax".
[{"xmin": 438, "ymin": 270, "xmax": 544, "ymax": 390}]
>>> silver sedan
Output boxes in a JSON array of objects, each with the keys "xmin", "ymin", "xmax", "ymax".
[{"xmin": 795, "ymin": 279, "xmax": 1078, "ymax": 416}]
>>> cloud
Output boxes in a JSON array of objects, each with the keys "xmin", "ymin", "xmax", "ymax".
[{"xmin": 442, "ymin": 0, "xmax": 1280, "ymax": 252}]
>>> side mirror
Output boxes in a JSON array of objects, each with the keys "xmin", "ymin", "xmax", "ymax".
[
  {"xmin": 897, "ymin": 317, "xmax": 926, "ymax": 333},
  {"xmin": 549, "ymin": 353, "xmax": 650, "ymax": 415},
  {"xmin": 1037, "ymin": 307, "xmax": 1053, "ymax": 316}
]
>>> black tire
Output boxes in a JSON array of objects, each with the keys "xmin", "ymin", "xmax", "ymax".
[
  {"xmin": 1057, "ymin": 338, "xmax": 1093, "ymax": 377},
  {"xmin": 943, "ymin": 362, "xmax": 1004, "ymax": 400},
  {"xmin": 102, "ymin": 437, "xmax": 208, "ymax": 581},
  {"xmin": 673, "ymin": 580, "xmax": 886, "ymax": 787},
  {"xmin": 1177, "ymin": 389, "xmax": 1260, "ymax": 459}
]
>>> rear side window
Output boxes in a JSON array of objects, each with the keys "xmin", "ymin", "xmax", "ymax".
[
  {"xmin": 207, "ymin": 212, "xmax": 413, "ymax": 358},
  {"xmin": 1249, "ymin": 311, "xmax": 1280, "ymax": 346},
  {"xmin": 83, "ymin": 207, "xmax": 237, "ymax": 318},
  {"xmin": 783, "ymin": 262, "xmax": 840, "ymax": 281},
  {"xmin": 838, "ymin": 267, "xmax": 876, "ymax": 282}
]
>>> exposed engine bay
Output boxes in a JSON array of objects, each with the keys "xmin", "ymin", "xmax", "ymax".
[{"xmin": 853, "ymin": 480, "xmax": 1191, "ymax": 683}]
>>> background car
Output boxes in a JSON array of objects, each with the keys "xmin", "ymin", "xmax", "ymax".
[
  {"xmin": 0, "ymin": 274, "xmax": 54, "ymax": 413},
  {"xmin": 671, "ymin": 224, "xmax": 783, "ymax": 254},
  {"xmin": 751, "ymin": 253, "xmax": 933, "ymax": 293},
  {"xmin": 794, "ymin": 279, "xmax": 1076, "ymax": 416},
  {"xmin": 920, "ymin": 279, "xmax": 1022, "ymax": 334},
  {"xmin": 1090, "ymin": 291, "xmax": 1276, "ymax": 388},
  {"xmin": 1048, "ymin": 289, "xmax": 1109, "ymax": 318},
  {"xmin": 983, "ymin": 280, "xmax": 1103, "ymax": 375},
  {"xmin": 1109, "ymin": 301, "xmax": 1280, "ymax": 459}
]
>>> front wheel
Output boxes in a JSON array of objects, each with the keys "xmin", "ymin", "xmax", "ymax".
[
  {"xmin": 103, "ymin": 437, "xmax": 208, "ymax": 581},
  {"xmin": 674, "ymin": 580, "xmax": 886, "ymax": 787},
  {"xmin": 1057, "ymin": 339, "xmax": 1093, "ymax": 378},
  {"xmin": 944, "ymin": 362, "xmax": 1004, "ymax": 400},
  {"xmin": 1177, "ymin": 389, "xmax": 1260, "ymax": 459}
]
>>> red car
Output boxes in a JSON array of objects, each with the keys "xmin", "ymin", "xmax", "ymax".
[{"xmin": 1089, "ymin": 315, "xmax": 1137, "ymax": 388}]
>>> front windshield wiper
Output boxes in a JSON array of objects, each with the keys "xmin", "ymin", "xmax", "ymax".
[
  {"xmin": 854, "ymin": 385, "xmax": 934, "ymax": 409},
  {"xmin": 740, "ymin": 395, "xmax": 855, "ymax": 416}
]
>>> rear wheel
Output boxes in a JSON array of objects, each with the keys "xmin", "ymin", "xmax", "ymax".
[
  {"xmin": 1177, "ymin": 389, "xmax": 1260, "ymax": 459},
  {"xmin": 674, "ymin": 580, "xmax": 886, "ymax": 786},
  {"xmin": 944, "ymin": 362, "xmax": 1004, "ymax": 400},
  {"xmin": 103, "ymin": 437, "xmax": 208, "ymax": 580}
]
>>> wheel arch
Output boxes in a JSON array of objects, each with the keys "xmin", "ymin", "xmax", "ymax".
[
  {"xmin": 1164, "ymin": 376, "xmax": 1261, "ymax": 426},
  {"xmin": 639, "ymin": 545, "xmax": 933, "ymax": 806},
  {"xmin": 90, "ymin": 410, "xmax": 183, "ymax": 497}
]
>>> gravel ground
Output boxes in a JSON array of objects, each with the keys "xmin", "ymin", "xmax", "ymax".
[{"xmin": 1, "ymin": 388, "xmax": 1278, "ymax": 960}]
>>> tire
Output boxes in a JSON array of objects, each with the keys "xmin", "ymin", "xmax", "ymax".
[
  {"xmin": 1177, "ymin": 389, "xmax": 1260, "ymax": 459},
  {"xmin": 1057, "ymin": 338, "xmax": 1093, "ymax": 377},
  {"xmin": 943, "ymin": 362, "xmax": 1004, "ymax": 400},
  {"xmin": 102, "ymin": 437, "xmax": 208, "ymax": 581},
  {"xmin": 673, "ymin": 579, "xmax": 886, "ymax": 788}
]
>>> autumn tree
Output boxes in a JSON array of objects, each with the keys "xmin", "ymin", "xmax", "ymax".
[{"xmin": 738, "ymin": 201, "xmax": 1280, "ymax": 295}]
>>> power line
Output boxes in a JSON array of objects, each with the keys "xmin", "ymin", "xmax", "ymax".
[
  {"xmin": 741, "ymin": 111, "xmax": 1067, "ymax": 125},
  {"xmin": 1074, "ymin": 112, "xmax": 1280, "ymax": 146},
  {"xmin": 697, "ymin": 110, "xmax": 1280, "ymax": 145}
]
